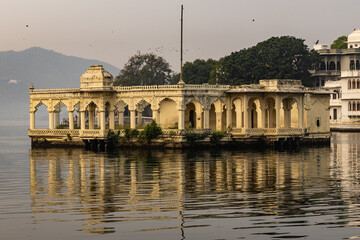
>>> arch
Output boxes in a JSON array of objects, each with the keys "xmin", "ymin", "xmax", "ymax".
[
  {"xmin": 185, "ymin": 99, "xmax": 204, "ymax": 129},
  {"xmin": 34, "ymin": 102, "xmax": 48, "ymax": 129},
  {"xmin": 353, "ymin": 102, "xmax": 356, "ymax": 112},
  {"xmin": 349, "ymin": 80, "xmax": 352, "ymax": 89},
  {"xmin": 86, "ymin": 101, "xmax": 98, "ymax": 129},
  {"xmin": 53, "ymin": 102, "xmax": 69, "ymax": 129},
  {"xmin": 114, "ymin": 100, "xmax": 129, "ymax": 127},
  {"xmin": 232, "ymin": 98, "xmax": 243, "ymax": 128},
  {"xmin": 353, "ymin": 79, "xmax": 356, "ymax": 89},
  {"xmin": 247, "ymin": 98, "xmax": 261, "ymax": 128},
  {"xmin": 349, "ymin": 102, "xmax": 352, "ymax": 111},
  {"xmin": 329, "ymin": 61, "xmax": 336, "ymax": 70},
  {"xmin": 265, "ymin": 97, "xmax": 276, "ymax": 128},
  {"xmin": 357, "ymin": 80, "xmax": 360, "ymax": 89},
  {"xmin": 159, "ymin": 98, "xmax": 178, "ymax": 128},
  {"xmin": 350, "ymin": 60, "xmax": 355, "ymax": 70},
  {"xmin": 281, "ymin": 98, "xmax": 298, "ymax": 128},
  {"xmin": 357, "ymin": 102, "xmax": 360, "ymax": 111},
  {"xmin": 136, "ymin": 99, "xmax": 152, "ymax": 126},
  {"xmin": 357, "ymin": 60, "xmax": 360, "ymax": 70},
  {"xmin": 320, "ymin": 61, "xmax": 326, "ymax": 70},
  {"xmin": 337, "ymin": 61, "xmax": 341, "ymax": 70}
]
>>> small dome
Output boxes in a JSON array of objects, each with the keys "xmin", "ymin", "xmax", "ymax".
[
  {"xmin": 347, "ymin": 29, "xmax": 360, "ymax": 48},
  {"xmin": 348, "ymin": 29, "xmax": 360, "ymax": 42}
]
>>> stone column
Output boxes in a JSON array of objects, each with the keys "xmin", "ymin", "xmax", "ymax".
[
  {"xmin": 118, "ymin": 111, "xmax": 124, "ymax": 126},
  {"xmin": 235, "ymin": 109, "xmax": 242, "ymax": 128},
  {"xmin": 215, "ymin": 111, "xmax": 222, "ymax": 131},
  {"xmin": 54, "ymin": 111, "xmax": 60, "ymax": 128},
  {"xmin": 275, "ymin": 96, "xmax": 281, "ymax": 128},
  {"xmin": 137, "ymin": 111, "xmax": 143, "ymax": 126},
  {"xmin": 69, "ymin": 111, "xmax": 74, "ymax": 130},
  {"xmin": 226, "ymin": 101, "xmax": 232, "ymax": 129},
  {"xmin": 243, "ymin": 97, "xmax": 249, "ymax": 129},
  {"xmin": 298, "ymin": 97, "xmax": 304, "ymax": 129},
  {"xmin": 80, "ymin": 111, "xmax": 86, "ymax": 130},
  {"xmin": 203, "ymin": 108, "xmax": 210, "ymax": 129},
  {"xmin": 283, "ymin": 105, "xmax": 292, "ymax": 128},
  {"xmin": 109, "ymin": 110, "xmax": 115, "ymax": 129},
  {"xmin": 130, "ymin": 110, "xmax": 136, "ymax": 129},
  {"xmin": 99, "ymin": 111, "xmax": 106, "ymax": 130},
  {"xmin": 49, "ymin": 111, "xmax": 54, "ymax": 129},
  {"xmin": 196, "ymin": 109, "xmax": 203, "ymax": 129},
  {"xmin": 260, "ymin": 105, "xmax": 266, "ymax": 128},
  {"xmin": 178, "ymin": 109, "xmax": 185, "ymax": 130},
  {"xmin": 30, "ymin": 111, "xmax": 35, "ymax": 129},
  {"xmin": 88, "ymin": 111, "xmax": 94, "ymax": 129},
  {"xmin": 152, "ymin": 109, "xmax": 159, "ymax": 123}
]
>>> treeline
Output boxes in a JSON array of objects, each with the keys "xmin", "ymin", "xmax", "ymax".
[{"xmin": 114, "ymin": 36, "xmax": 322, "ymax": 87}]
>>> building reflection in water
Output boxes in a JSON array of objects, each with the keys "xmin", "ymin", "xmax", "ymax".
[{"xmin": 28, "ymin": 142, "xmax": 360, "ymax": 238}]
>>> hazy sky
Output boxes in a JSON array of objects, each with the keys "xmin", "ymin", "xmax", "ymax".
[{"xmin": 1, "ymin": 0, "xmax": 359, "ymax": 72}]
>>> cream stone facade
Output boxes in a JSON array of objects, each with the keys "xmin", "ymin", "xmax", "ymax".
[
  {"xmin": 315, "ymin": 29, "xmax": 360, "ymax": 128},
  {"xmin": 28, "ymin": 65, "xmax": 330, "ymax": 147}
]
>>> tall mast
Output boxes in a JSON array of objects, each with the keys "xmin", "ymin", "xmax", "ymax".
[{"xmin": 178, "ymin": 5, "xmax": 185, "ymax": 84}]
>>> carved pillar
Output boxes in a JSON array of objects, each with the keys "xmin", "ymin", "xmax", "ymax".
[
  {"xmin": 152, "ymin": 109, "xmax": 159, "ymax": 123},
  {"xmin": 49, "ymin": 111, "xmax": 54, "ymax": 129},
  {"xmin": 243, "ymin": 96, "xmax": 249, "ymax": 129},
  {"xmin": 88, "ymin": 111, "xmax": 94, "ymax": 129},
  {"xmin": 80, "ymin": 111, "xmax": 86, "ymax": 130},
  {"xmin": 99, "ymin": 111, "xmax": 106, "ymax": 130},
  {"xmin": 195, "ymin": 108, "xmax": 203, "ymax": 129},
  {"xmin": 118, "ymin": 111, "xmax": 124, "ymax": 126},
  {"xmin": 226, "ymin": 99, "xmax": 232, "ymax": 129},
  {"xmin": 235, "ymin": 109, "xmax": 242, "ymax": 128},
  {"xmin": 203, "ymin": 107, "xmax": 210, "ymax": 129},
  {"xmin": 215, "ymin": 111, "xmax": 222, "ymax": 131},
  {"xmin": 130, "ymin": 110, "xmax": 136, "ymax": 129},
  {"xmin": 69, "ymin": 111, "xmax": 74, "ymax": 130},
  {"xmin": 54, "ymin": 111, "xmax": 60, "ymax": 128},
  {"xmin": 260, "ymin": 104, "xmax": 266, "ymax": 128},
  {"xmin": 275, "ymin": 96, "xmax": 281, "ymax": 128},
  {"xmin": 298, "ymin": 96, "xmax": 304, "ymax": 129},
  {"xmin": 30, "ymin": 111, "xmax": 35, "ymax": 129},
  {"xmin": 137, "ymin": 111, "xmax": 143, "ymax": 126},
  {"xmin": 178, "ymin": 109, "xmax": 185, "ymax": 130},
  {"xmin": 109, "ymin": 110, "xmax": 115, "ymax": 129},
  {"xmin": 283, "ymin": 101, "xmax": 292, "ymax": 128}
]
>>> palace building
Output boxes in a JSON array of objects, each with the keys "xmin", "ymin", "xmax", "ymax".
[
  {"xmin": 313, "ymin": 29, "xmax": 360, "ymax": 128},
  {"xmin": 28, "ymin": 65, "xmax": 330, "ymax": 148}
]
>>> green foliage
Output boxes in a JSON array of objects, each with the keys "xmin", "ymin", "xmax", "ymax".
[
  {"xmin": 331, "ymin": 36, "xmax": 348, "ymax": 49},
  {"xmin": 66, "ymin": 133, "xmax": 72, "ymax": 141},
  {"xmin": 130, "ymin": 129, "xmax": 140, "ymax": 138},
  {"xmin": 114, "ymin": 52, "xmax": 174, "ymax": 86},
  {"xmin": 56, "ymin": 124, "xmax": 68, "ymax": 129},
  {"xmin": 124, "ymin": 128, "xmax": 131, "ymax": 141},
  {"xmin": 210, "ymin": 131, "xmax": 226, "ymax": 144},
  {"xmin": 182, "ymin": 59, "xmax": 217, "ymax": 84},
  {"xmin": 184, "ymin": 131, "xmax": 209, "ymax": 144},
  {"xmin": 138, "ymin": 120, "xmax": 163, "ymax": 143},
  {"xmin": 212, "ymin": 36, "xmax": 321, "ymax": 87},
  {"xmin": 168, "ymin": 123, "xmax": 178, "ymax": 129},
  {"xmin": 107, "ymin": 130, "xmax": 121, "ymax": 149}
]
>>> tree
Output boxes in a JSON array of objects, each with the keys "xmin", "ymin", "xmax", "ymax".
[
  {"xmin": 212, "ymin": 36, "xmax": 321, "ymax": 86},
  {"xmin": 114, "ymin": 52, "xmax": 174, "ymax": 86},
  {"xmin": 331, "ymin": 36, "xmax": 348, "ymax": 49},
  {"xmin": 182, "ymin": 59, "xmax": 217, "ymax": 84}
]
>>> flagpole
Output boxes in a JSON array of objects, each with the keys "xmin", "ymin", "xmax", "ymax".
[{"xmin": 178, "ymin": 5, "xmax": 185, "ymax": 85}]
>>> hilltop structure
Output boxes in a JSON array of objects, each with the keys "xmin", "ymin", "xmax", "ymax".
[
  {"xmin": 313, "ymin": 29, "xmax": 360, "ymax": 129},
  {"xmin": 28, "ymin": 65, "xmax": 330, "ymax": 149}
]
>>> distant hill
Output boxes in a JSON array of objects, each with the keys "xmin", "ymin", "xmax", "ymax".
[{"xmin": 0, "ymin": 47, "xmax": 120, "ymax": 123}]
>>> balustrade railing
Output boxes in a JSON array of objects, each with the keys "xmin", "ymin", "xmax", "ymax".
[{"xmin": 28, "ymin": 129, "xmax": 80, "ymax": 137}]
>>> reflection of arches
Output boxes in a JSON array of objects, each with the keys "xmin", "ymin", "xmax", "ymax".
[{"xmin": 159, "ymin": 98, "xmax": 177, "ymax": 128}]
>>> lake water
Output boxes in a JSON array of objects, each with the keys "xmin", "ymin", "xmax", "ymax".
[{"xmin": 1, "ymin": 125, "xmax": 360, "ymax": 239}]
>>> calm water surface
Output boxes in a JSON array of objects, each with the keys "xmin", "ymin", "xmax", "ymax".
[{"xmin": 1, "ymin": 126, "xmax": 360, "ymax": 239}]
